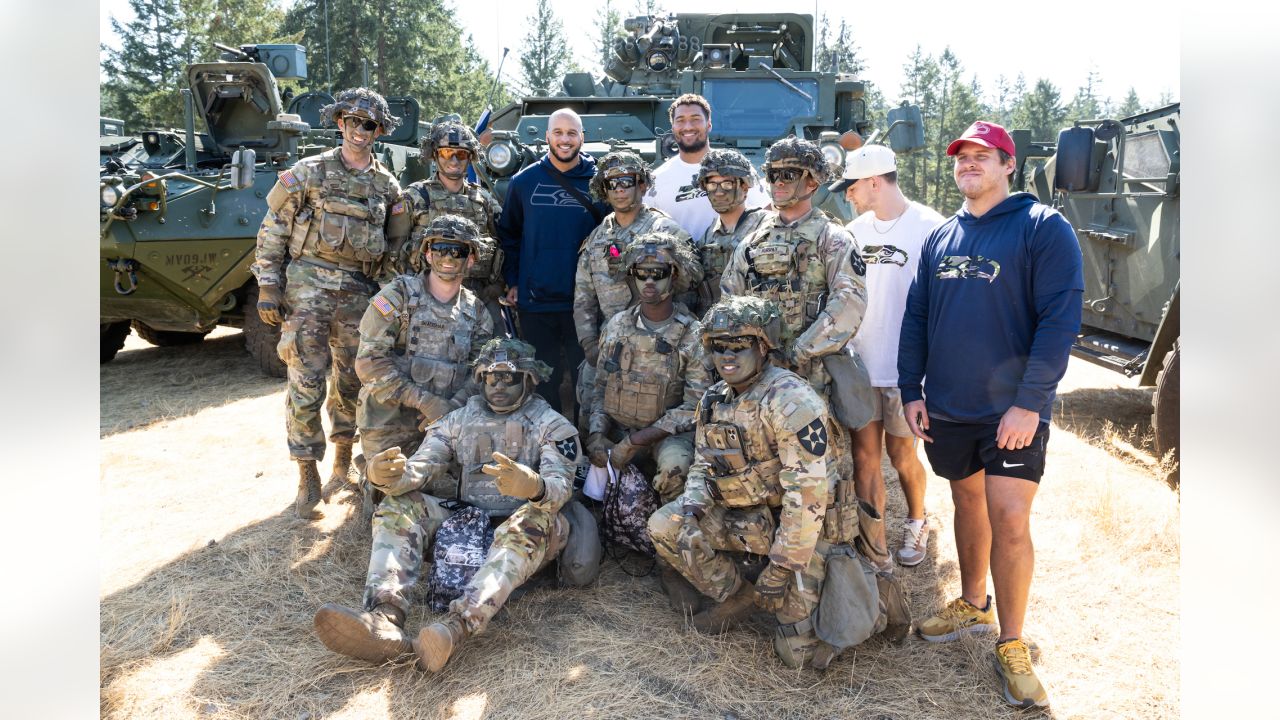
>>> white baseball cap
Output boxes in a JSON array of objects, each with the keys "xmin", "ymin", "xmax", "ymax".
[{"xmin": 829, "ymin": 144, "xmax": 897, "ymax": 193}]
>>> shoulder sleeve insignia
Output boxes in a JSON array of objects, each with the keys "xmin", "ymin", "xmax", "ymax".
[
  {"xmin": 390, "ymin": 199, "xmax": 406, "ymax": 216},
  {"xmin": 279, "ymin": 169, "xmax": 301, "ymax": 191},
  {"xmin": 849, "ymin": 247, "xmax": 867, "ymax": 276},
  {"xmin": 555, "ymin": 438, "xmax": 579, "ymax": 461},
  {"xmin": 371, "ymin": 295, "xmax": 397, "ymax": 318},
  {"xmin": 796, "ymin": 418, "xmax": 829, "ymax": 457}
]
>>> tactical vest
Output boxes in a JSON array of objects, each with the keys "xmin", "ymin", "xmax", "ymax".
[
  {"xmin": 455, "ymin": 406, "xmax": 539, "ymax": 517},
  {"xmin": 599, "ymin": 311, "xmax": 692, "ymax": 429},
  {"xmin": 698, "ymin": 208, "xmax": 764, "ymax": 313},
  {"xmin": 413, "ymin": 180, "xmax": 501, "ymax": 284},
  {"xmin": 397, "ymin": 275, "xmax": 482, "ymax": 399},
  {"xmin": 584, "ymin": 209, "xmax": 669, "ymax": 325},
  {"xmin": 695, "ymin": 370, "xmax": 787, "ymax": 509},
  {"xmin": 742, "ymin": 211, "xmax": 831, "ymax": 345},
  {"xmin": 288, "ymin": 150, "xmax": 392, "ymax": 266}
]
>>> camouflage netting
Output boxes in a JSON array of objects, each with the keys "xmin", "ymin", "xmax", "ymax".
[
  {"xmin": 620, "ymin": 231, "xmax": 699, "ymax": 295},
  {"xmin": 589, "ymin": 149, "xmax": 653, "ymax": 201},
  {"xmin": 698, "ymin": 147, "xmax": 757, "ymax": 184},
  {"xmin": 472, "ymin": 338, "xmax": 552, "ymax": 383},
  {"xmin": 421, "ymin": 120, "xmax": 480, "ymax": 157},
  {"xmin": 319, "ymin": 87, "xmax": 401, "ymax": 134},
  {"xmin": 762, "ymin": 135, "xmax": 833, "ymax": 183},
  {"xmin": 700, "ymin": 296, "xmax": 783, "ymax": 352}
]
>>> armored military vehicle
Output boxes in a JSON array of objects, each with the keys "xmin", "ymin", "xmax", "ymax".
[
  {"xmin": 478, "ymin": 13, "xmax": 923, "ymax": 222},
  {"xmin": 99, "ymin": 42, "xmax": 429, "ymax": 374},
  {"xmin": 1014, "ymin": 103, "xmax": 1180, "ymax": 481}
]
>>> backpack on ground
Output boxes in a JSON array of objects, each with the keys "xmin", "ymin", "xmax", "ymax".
[{"xmin": 425, "ymin": 505, "xmax": 495, "ymax": 612}]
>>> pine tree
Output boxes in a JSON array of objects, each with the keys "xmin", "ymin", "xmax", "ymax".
[
  {"xmin": 815, "ymin": 15, "xmax": 864, "ymax": 74},
  {"xmin": 101, "ymin": 0, "xmax": 200, "ymax": 131},
  {"xmin": 518, "ymin": 0, "xmax": 571, "ymax": 96},
  {"xmin": 1117, "ymin": 87, "xmax": 1143, "ymax": 118},
  {"xmin": 593, "ymin": 0, "xmax": 623, "ymax": 77},
  {"xmin": 896, "ymin": 45, "xmax": 940, "ymax": 203},
  {"xmin": 1066, "ymin": 67, "xmax": 1103, "ymax": 124},
  {"xmin": 928, "ymin": 49, "xmax": 982, "ymax": 211},
  {"xmin": 1013, "ymin": 78, "xmax": 1066, "ymax": 142}
]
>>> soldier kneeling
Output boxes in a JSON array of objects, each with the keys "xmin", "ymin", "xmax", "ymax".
[{"xmin": 313, "ymin": 339, "xmax": 595, "ymax": 670}]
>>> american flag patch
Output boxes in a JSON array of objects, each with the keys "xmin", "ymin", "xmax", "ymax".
[
  {"xmin": 390, "ymin": 200, "xmax": 406, "ymax": 215},
  {"xmin": 372, "ymin": 295, "xmax": 396, "ymax": 317},
  {"xmin": 279, "ymin": 170, "xmax": 301, "ymax": 191}
]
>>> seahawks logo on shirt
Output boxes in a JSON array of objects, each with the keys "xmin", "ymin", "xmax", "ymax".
[
  {"xmin": 935, "ymin": 255, "xmax": 1001, "ymax": 283},
  {"xmin": 796, "ymin": 418, "xmax": 829, "ymax": 457},
  {"xmin": 674, "ymin": 172, "xmax": 707, "ymax": 203},
  {"xmin": 862, "ymin": 245, "xmax": 910, "ymax": 267}
]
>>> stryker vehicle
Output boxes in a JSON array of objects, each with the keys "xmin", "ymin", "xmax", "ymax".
[
  {"xmin": 99, "ymin": 42, "xmax": 429, "ymax": 375},
  {"xmin": 1014, "ymin": 103, "xmax": 1180, "ymax": 482},
  {"xmin": 478, "ymin": 13, "xmax": 924, "ymax": 222}
]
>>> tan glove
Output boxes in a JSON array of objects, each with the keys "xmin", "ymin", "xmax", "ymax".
[
  {"xmin": 608, "ymin": 435, "xmax": 640, "ymax": 471},
  {"xmin": 481, "ymin": 451, "xmax": 543, "ymax": 499},
  {"xmin": 585, "ymin": 432, "xmax": 615, "ymax": 468},
  {"xmin": 404, "ymin": 388, "xmax": 453, "ymax": 425},
  {"xmin": 367, "ymin": 446, "xmax": 407, "ymax": 489},
  {"xmin": 256, "ymin": 284, "xmax": 284, "ymax": 325},
  {"xmin": 753, "ymin": 562, "xmax": 793, "ymax": 613}
]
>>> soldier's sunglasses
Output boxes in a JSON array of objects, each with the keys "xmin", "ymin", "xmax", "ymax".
[
  {"xmin": 630, "ymin": 266, "xmax": 672, "ymax": 281},
  {"xmin": 429, "ymin": 241, "xmax": 471, "ymax": 259},
  {"xmin": 765, "ymin": 168, "xmax": 805, "ymax": 184},
  {"xmin": 701, "ymin": 178, "xmax": 742, "ymax": 193},
  {"xmin": 437, "ymin": 147, "xmax": 472, "ymax": 162},
  {"xmin": 708, "ymin": 335, "xmax": 757, "ymax": 353},
  {"xmin": 605, "ymin": 176, "xmax": 639, "ymax": 191},
  {"xmin": 342, "ymin": 115, "xmax": 379, "ymax": 132},
  {"xmin": 483, "ymin": 370, "xmax": 520, "ymax": 386}
]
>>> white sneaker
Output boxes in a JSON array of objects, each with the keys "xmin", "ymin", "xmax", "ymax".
[{"xmin": 897, "ymin": 518, "xmax": 928, "ymax": 567}]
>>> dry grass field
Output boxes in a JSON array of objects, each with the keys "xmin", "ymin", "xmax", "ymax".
[{"xmin": 100, "ymin": 328, "xmax": 1179, "ymax": 719}]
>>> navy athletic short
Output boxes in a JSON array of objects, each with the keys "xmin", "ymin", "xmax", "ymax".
[{"xmin": 922, "ymin": 418, "xmax": 1051, "ymax": 483}]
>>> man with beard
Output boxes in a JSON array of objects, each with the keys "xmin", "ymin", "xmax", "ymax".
[
  {"xmin": 252, "ymin": 87, "xmax": 405, "ymax": 520},
  {"xmin": 899, "ymin": 121, "xmax": 1082, "ymax": 708},
  {"xmin": 645, "ymin": 94, "xmax": 768, "ymax": 241},
  {"xmin": 693, "ymin": 148, "xmax": 768, "ymax": 316},
  {"xmin": 497, "ymin": 109, "xmax": 606, "ymax": 423}
]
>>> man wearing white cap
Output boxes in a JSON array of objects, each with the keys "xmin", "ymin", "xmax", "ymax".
[{"xmin": 829, "ymin": 145, "xmax": 943, "ymax": 569}]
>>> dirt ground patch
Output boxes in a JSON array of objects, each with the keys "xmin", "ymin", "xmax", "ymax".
[{"xmin": 100, "ymin": 333, "xmax": 1179, "ymax": 719}]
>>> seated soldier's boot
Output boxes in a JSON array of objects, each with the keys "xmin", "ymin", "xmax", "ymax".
[
  {"xmin": 415, "ymin": 612, "xmax": 469, "ymax": 672},
  {"xmin": 313, "ymin": 602, "xmax": 412, "ymax": 663},
  {"xmin": 690, "ymin": 582, "xmax": 757, "ymax": 634},
  {"xmin": 810, "ymin": 640, "xmax": 841, "ymax": 671},
  {"xmin": 295, "ymin": 460, "xmax": 324, "ymax": 520},
  {"xmin": 329, "ymin": 440, "xmax": 354, "ymax": 489},
  {"xmin": 658, "ymin": 562, "xmax": 703, "ymax": 616}
]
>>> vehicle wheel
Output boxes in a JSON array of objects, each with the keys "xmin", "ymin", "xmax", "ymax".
[
  {"xmin": 1152, "ymin": 339, "xmax": 1180, "ymax": 487},
  {"xmin": 242, "ymin": 285, "xmax": 287, "ymax": 378},
  {"xmin": 131, "ymin": 321, "xmax": 210, "ymax": 347},
  {"xmin": 100, "ymin": 321, "xmax": 131, "ymax": 363}
]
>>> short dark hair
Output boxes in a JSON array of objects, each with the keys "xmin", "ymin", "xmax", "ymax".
[
  {"xmin": 880, "ymin": 170, "xmax": 898, "ymax": 185},
  {"xmin": 668, "ymin": 93, "xmax": 711, "ymax": 123}
]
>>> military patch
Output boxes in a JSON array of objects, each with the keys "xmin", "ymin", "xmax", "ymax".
[
  {"xmin": 849, "ymin": 247, "xmax": 867, "ymax": 276},
  {"xmin": 796, "ymin": 418, "xmax": 828, "ymax": 457},
  {"xmin": 556, "ymin": 438, "xmax": 578, "ymax": 461},
  {"xmin": 279, "ymin": 169, "xmax": 301, "ymax": 191},
  {"xmin": 371, "ymin": 295, "xmax": 396, "ymax": 317},
  {"xmin": 390, "ymin": 199, "xmax": 406, "ymax": 216}
]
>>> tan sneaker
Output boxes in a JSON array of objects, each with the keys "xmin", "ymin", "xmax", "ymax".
[
  {"xmin": 992, "ymin": 638, "xmax": 1050, "ymax": 708},
  {"xmin": 897, "ymin": 518, "xmax": 929, "ymax": 567},
  {"xmin": 915, "ymin": 595, "xmax": 996, "ymax": 642}
]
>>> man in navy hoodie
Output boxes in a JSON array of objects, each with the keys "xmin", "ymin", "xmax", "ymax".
[
  {"xmin": 496, "ymin": 108, "xmax": 606, "ymax": 421},
  {"xmin": 898, "ymin": 121, "xmax": 1082, "ymax": 709}
]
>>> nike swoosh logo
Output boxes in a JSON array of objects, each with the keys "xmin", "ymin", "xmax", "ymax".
[{"xmin": 1001, "ymin": 461, "xmax": 1025, "ymax": 468}]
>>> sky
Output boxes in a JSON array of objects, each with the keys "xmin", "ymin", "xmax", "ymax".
[{"xmin": 100, "ymin": 0, "xmax": 1180, "ymax": 108}]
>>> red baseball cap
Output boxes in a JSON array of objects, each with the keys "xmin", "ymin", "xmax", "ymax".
[{"xmin": 946, "ymin": 121, "xmax": 1016, "ymax": 157}]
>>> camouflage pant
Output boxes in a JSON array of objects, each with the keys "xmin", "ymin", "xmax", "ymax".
[
  {"xmin": 608, "ymin": 428, "xmax": 695, "ymax": 504},
  {"xmin": 649, "ymin": 500, "xmax": 827, "ymax": 665},
  {"xmin": 363, "ymin": 490, "xmax": 456, "ymax": 615},
  {"xmin": 278, "ymin": 263, "xmax": 368, "ymax": 460},
  {"xmin": 356, "ymin": 388, "xmax": 426, "ymax": 461},
  {"xmin": 452, "ymin": 502, "xmax": 569, "ymax": 635}
]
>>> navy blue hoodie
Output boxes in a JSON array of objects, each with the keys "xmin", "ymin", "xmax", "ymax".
[
  {"xmin": 897, "ymin": 192, "xmax": 1083, "ymax": 423},
  {"xmin": 496, "ymin": 153, "xmax": 606, "ymax": 313}
]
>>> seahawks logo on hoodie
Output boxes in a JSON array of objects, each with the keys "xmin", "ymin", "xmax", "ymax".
[{"xmin": 935, "ymin": 255, "xmax": 1001, "ymax": 283}]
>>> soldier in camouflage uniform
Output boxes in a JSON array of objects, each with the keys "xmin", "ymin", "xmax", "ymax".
[
  {"xmin": 585, "ymin": 233, "xmax": 711, "ymax": 505},
  {"xmin": 313, "ymin": 338, "xmax": 586, "ymax": 669},
  {"xmin": 252, "ymin": 87, "xmax": 407, "ymax": 520},
  {"xmin": 395, "ymin": 120, "xmax": 506, "ymax": 326},
  {"xmin": 355, "ymin": 214, "xmax": 495, "ymax": 504},
  {"xmin": 693, "ymin": 149, "xmax": 769, "ymax": 316},
  {"xmin": 647, "ymin": 297, "xmax": 838, "ymax": 668}
]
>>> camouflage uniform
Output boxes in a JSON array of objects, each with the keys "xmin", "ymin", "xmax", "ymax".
[
  {"xmin": 354, "ymin": 215, "xmax": 495, "ymax": 462},
  {"xmin": 252, "ymin": 89, "xmax": 405, "ymax": 462},
  {"xmin": 694, "ymin": 149, "xmax": 769, "ymax": 316},
  {"xmin": 649, "ymin": 297, "xmax": 838, "ymax": 668},
  {"xmin": 589, "ymin": 235, "xmax": 711, "ymax": 503}
]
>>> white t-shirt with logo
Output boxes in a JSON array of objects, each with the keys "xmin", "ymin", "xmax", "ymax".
[
  {"xmin": 848, "ymin": 201, "xmax": 946, "ymax": 387},
  {"xmin": 644, "ymin": 155, "xmax": 770, "ymax": 242}
]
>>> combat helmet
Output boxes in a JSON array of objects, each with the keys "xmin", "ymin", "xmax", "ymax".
[
  {"xmin": 700, "ymin": 296, "xmax": 783, "ymax": 353},
  {"xmin": 621, "ymin": 231, "xmax": 698, "ymax": 296},
  {"xmin": 319, "ymin": 87, "xmax": 401, "ymax": 134},
  {"xmin": 589, "ymin": 149, "xmax": 653, "ymax": 201},
  {"xmin": 420, "ymin": 214, "xmax": 482, "ymax": 255},
  {"xmin": 761, "ymin": 135, "xmax": 833, "ymax": 184},
  {"xmin": 422, "ymin": 119, "xmax": 481, "ymax": 158},
  {"xmin": 697, "ymin": 148, "xmax": 757, "ymax": 185},
  {"xmin": 472, "ymin": 338, "xmax": 552, "ymax": 385}
]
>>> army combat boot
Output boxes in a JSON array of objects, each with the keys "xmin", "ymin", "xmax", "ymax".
[
  {"xmin": 313, "ymin": 602, "xmax": 413, "ymax": 663},
  {"xmin": 295, "ymin": 460, "xmax": 324, "ymax": 520},
  {"xmin": 658, "ymin": 561, "xmax": 703, "ymax": 616},
  {"xmin": 690, "ymin": 581, "xmax": 758, "ymax": 634},
  {"xmin": 415, "ymin": 612, "xmax": 469, "ymax": 672},
  {"xmin": 330, "ymin": 440, "xmax": 355, "ymax": 488}
]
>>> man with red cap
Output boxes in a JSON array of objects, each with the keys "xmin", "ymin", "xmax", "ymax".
[{"xmin": 897, "ymin": 121, "xmax": 1082, "ymax": 709}]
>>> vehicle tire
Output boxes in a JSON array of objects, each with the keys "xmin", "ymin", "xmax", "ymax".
[
  {"xmin": 1151, "ymin": 339, "xmax": 1180, "ymax": 487},
  {"xmin": 100, "ymin": 321, "xmax": 131, "ymax": 363},
  {"xmin": 130, "ymin": 321, "xmax": 210, "ymax": 347},
  {"xmin": 242, "ymin": 285, "xmax": 287, "ymax": 378}
]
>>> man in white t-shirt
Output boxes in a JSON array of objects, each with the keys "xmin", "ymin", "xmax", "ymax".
[
  {"xmin": 645, "ymin": 93, "xmax": 769, "ymax": 241},
  {"xmin": 830, "ymin": 144, "xmax": 945, "ymax": 567}
]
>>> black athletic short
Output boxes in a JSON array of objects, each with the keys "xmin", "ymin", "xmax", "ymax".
[{"xmin": 922, "ymin": 418, "xmax": 1051, "ymax": 483}]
